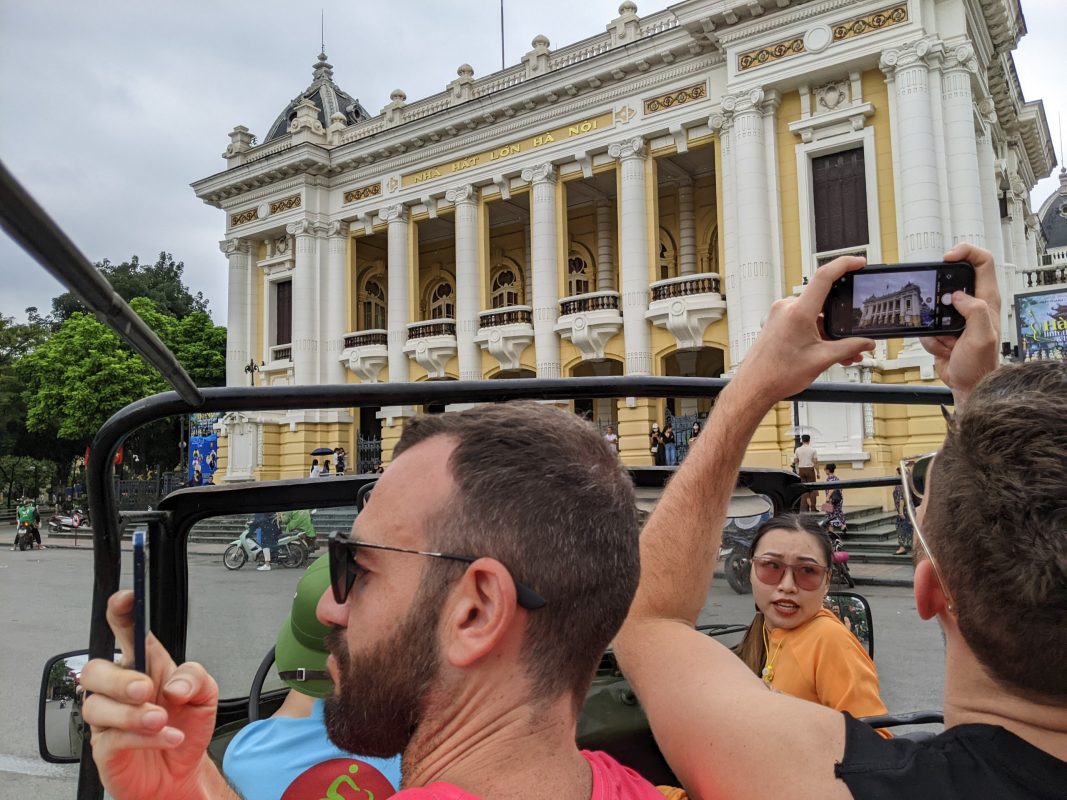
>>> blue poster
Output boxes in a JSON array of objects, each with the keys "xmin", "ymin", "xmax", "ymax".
[
  {"xmin": 1015, "ymin": 288, "xmax": 1067, "ymax": 361},
  {"xmin": 187, "ymin": 434, "xmax": 218, "ymax": 485}
]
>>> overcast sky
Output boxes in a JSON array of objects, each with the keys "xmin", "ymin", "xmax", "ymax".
[{"xmin": 1, "ymin": 0, "xmax": 1062, "ymax": 324}]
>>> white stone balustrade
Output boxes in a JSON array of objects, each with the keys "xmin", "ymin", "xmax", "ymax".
[
  {"xmin": 340, "ymin": 329, "xmax": 388, "ymax": 383},
  {"xmin": 554, "ymin": 291, "xmax": 622, "ymax": 362},
  {"xmin": 474, "ymin": 307, "xmax": 534, "ymax": 372},
  {"xmin": 645, "ymin": 273, "xmax": 726, "ymax": 351},
  {"xmin": 403, "ymin": 320, "xmax": 458, "ymax": 379}
]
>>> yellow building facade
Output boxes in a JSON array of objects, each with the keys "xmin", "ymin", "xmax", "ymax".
[{"xmin": 194, "ymin": 0, "xmax": 1054, "ymax": 508}]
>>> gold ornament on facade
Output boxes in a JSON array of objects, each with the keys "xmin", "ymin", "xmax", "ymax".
[
  {"xmin": 644, "ymin": 83, "xmax": 708, "ymax": 115},
  {"xmin": 230, "ymin": 208, "xmax": 259, "ymax": 227},
  {"xmin": 344, "ymin": 183, "xmax": 383, "ymax": 204},
  {"xmin": 269, "ymin": 194, "xmax": 302, "ymax": 214},
  {"xmin": 832, "ymin": 4, "xmax": 908, "ymax": 43},
  {"xmin": 615, "ymin": 105, "xmax": 636, "ymax": 124},
  {"xmin": 738, "ymin": 36, "xmax": 805, "ymax": 71}
]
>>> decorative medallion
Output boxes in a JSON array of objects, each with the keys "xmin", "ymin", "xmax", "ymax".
[
  {"xmin": 269, "ymin": 194, "xmax": 302, "ymax": 214},
  {"xmin": 738, "ymin": 36, "xmax": 805, "ymax": 71},
  {"xmin": 387, "ymin": 176, "xmax": 400, "ymax": 193},
  {"xmin": 230, "ymin": 207, "xmax": 259, "ymax": 227},
  {"xmin": 832, "ymin": 4, "xmax": 908, "ymax": 43},
  {"xmin": 616, "ymin": 105, "xmax": 637, "ymax": 124},
  {"xmin": 343, "ymin": 182, "xmax": 383, "ymax": 204},
  {"xmin": 644, "ymin": 83, "xmax": 707, "ymax": 115}
]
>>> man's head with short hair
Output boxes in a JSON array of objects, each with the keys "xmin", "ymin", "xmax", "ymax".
[
  {"xmin": 922, "ymin": 361, "xmax": 1067, "ymax": 704},
  {"xmin": 394, "ymin": 401, "xmax": 640, "ymax": 704},
  {"xmin": 801, "ymin": 434, "xmax": 811, "ymax": 444}
]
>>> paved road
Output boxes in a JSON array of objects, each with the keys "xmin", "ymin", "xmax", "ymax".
[{"xmin": 0, "ymin": 544, "xmax": 944, "ymax": 799}]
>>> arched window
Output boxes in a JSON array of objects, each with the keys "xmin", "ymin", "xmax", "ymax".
[
  {"xmin": 429, "ymin": 280, "xmax": 455, "ymax": 319},
  {"xmin": 359, "ymin": 273, "xmax": 387, "ymax": 330},
  {"xmin": 659, "ymin": 229, "xmax": 678, "ymax": 280},
  {"xmin": 567, "ymin": 255, "xmax": 590, "ymax": 297},
  {"xmin": 491, "ymin": 265, "xmax": 523, "ymax": 308}
]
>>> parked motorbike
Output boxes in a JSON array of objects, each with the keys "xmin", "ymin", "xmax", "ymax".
[
  {"xmin": 223, "ymin": 517, "xmax": 308, "ymax": 571},
  {"xmin": 48, "ymin": 508, "xmax": 88, "ymax": 533},
  {"xmin": 14, "ymin": 521, "xmax": 38, "ymax": 551},
  {"xmin": 821, "ymin": 518, "xmax": 856, "ymax": 588}
]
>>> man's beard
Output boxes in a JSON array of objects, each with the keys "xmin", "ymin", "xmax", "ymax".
[{"xmin": 323, "ymin": 587, "xmax": 444, "ymax": 758}]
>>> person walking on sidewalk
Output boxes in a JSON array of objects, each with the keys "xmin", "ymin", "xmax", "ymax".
[{"xmin": 792, "ymin": 434, "xmax": 819, "ymax": 511}]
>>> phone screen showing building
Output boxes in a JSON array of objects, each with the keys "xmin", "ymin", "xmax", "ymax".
[{"xmin": 852, "ymin": 270, "xmax": 939, "ymax": 333}]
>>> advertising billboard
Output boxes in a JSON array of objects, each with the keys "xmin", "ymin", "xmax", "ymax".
[{"xmin": 1015, "ymin": 288, "xmax": 1067, "ymax": 361}]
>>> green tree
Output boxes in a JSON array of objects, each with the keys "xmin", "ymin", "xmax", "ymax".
[
  {"xmin": 51, "ymin": 252, "xmax": 209, "ymax": 323},
  {"xmin": 16, "ymin": 297, "xmax": 226, "ymax": 472}
]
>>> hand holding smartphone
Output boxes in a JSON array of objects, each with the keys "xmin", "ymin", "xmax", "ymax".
[
  {"xmin": 132, "ymin": 529, "xmax": 147, "ymax": 673},
  {"xmin": 822, "ymin": 261, "xmax": 975, "ymax": 340}
]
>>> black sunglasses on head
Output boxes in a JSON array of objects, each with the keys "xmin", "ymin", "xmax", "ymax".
[{"xmin": 327, "ymin": 531, "xmax": 547, "ymax": 610}]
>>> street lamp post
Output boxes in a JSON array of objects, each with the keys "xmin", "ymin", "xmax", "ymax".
[{"xmin": 244, "ymin": 358, "xmax": 260, "ymax": 386}]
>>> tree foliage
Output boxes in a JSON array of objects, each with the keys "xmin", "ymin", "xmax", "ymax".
[{"xmin": 51, "ymin": 252, "xmax": 209, "ymax": 323}]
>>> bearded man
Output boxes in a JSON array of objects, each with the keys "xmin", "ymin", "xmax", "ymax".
[{"xmin": 80, "ymin": 402, "xmax": 664, "ymax": 800}]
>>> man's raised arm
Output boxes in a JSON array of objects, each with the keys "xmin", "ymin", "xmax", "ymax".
[{"xmin": 613, "ymin": 255, "xmax": 874, "ymax": 799}]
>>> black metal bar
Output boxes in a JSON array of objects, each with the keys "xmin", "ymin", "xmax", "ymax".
[{"xmin": 0, "ymin": 159, "xmax": 203, "ymax": 407}]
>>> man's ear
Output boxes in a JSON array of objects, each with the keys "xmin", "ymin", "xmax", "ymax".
[
  {"xmin": 914, "ymin": 559, "xmax": 949, "ymax": 620},
  {"xmin": 442, "ymin": 558, "xmax": 519, "ymax": 669}
]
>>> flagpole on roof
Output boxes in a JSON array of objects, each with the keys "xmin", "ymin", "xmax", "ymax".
[{"xmin": 500, "ymin": 0, "xmax": 506, "ymax": 70}]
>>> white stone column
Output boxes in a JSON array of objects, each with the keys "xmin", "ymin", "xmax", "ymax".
[
  {"xmin": 677, "ymin": 178, "xmax": 697, "ymax": 276},
  {"xmin": 285, "ymin": 219, "xmax": 319, "ymax": 385},
  {"xmin": 881, "ymin": 42, "xmax": 946, "ymax": 260},
  {"xmin": 1008, "ymin": 172, "xmax": 1029, "ymax": 273},
  {"xmin": 941, "ymin": 44, "xmax": 984, "ymax": 247},
  {"xmin": 447, "ymin": 184, "xmax": 481, "ymax": 381},
  {"xmin": 1026, "ymin": 213, "xmax": 1040, "ymax": 271},
  {"xmin": 711, "ymin": 112, "xmax": 741, "ymax": 365},
  {"xmin": 976, "ymin": 106, "xmax": 1010, "ymax": 339},
  {"xmin": 323, "ymin": 221, "xmax": 349, "ymax": 384},
  {"xmin": 609, "ymin": 137, "xmax": 653, "ymax": 375},
  {"xmin": 595, "ymin": 199, "xmax": 616, "ymax": 291},
  {"xmin": 520, "ymin": 163, "xmax": 561, "ymax": 378},
  {"xmin": 713, "ymin": 89, "xmax": 778, "ymax": 363},
  {"xmin": 381, "ymin": 204, "xmax": 411, "ymax": 383},
  {"xmin": 221, "ymin": 238, "xmax": 252, "ymax": 386}
]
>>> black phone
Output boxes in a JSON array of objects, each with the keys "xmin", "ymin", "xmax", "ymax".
[
  {"xmin": 132, "ymin": 529, "xmax": 147, "ymax": 673},
  {"xmin": 822, "ymin": 261, "xmax": 975, "ymax": 340}
]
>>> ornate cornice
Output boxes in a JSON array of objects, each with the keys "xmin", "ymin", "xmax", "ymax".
[
  {"xmin": 608, "ymin": 137, "xmax": 647, "ymax": 161},
  {"xmin": 520, "ymin": 163, "xmax": 558, "ymax": 184}
]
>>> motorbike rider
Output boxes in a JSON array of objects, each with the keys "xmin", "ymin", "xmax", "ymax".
[
  {"xmin": 13, "ymin": 497, "xmax": 44, "ymax": 550},
  {"xmin": 281, "ymin": 508, "xmax": 317, "ymax": 551}
]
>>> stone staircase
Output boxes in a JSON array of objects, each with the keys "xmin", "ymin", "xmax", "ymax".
[{"xmin": 803, "ymin": 505, "xmax": 909, "ymax": 565}]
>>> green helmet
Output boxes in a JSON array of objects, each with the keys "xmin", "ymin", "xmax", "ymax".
[{"xmin": 274, "ymin": 554, "xmax": 334, "ymax": 698}]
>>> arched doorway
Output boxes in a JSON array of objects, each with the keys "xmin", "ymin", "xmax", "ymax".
[
  {"xmin": 570, "ymin": 359, "xmax": 623, "ymax": 429},
  {"xmin": 662, "ymin": 347, "xmax": 725, "ymax": 461}
]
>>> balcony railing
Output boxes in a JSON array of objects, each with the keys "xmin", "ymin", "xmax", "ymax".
[
  {"xmin": 269, "ymin": 344, "xmax": 292, "ymax": 362},
  {"xmin": 559, "ymin": 291, "xmax": 620, "ymax": 316},
  {"xmin": 407, "ymin": 319, "xmax": 457, "ymax": 340},
  {"xmin": 650, "ymin": 273, "xmax": 722, "ymax": 302},
  {"xmin": 479, "ymin": 306, "xmax": 533, "ymax": 328},
  {"xmin": 343, "ymin": 330, "xmax": 388, "ymax": 348},
  {"xmin": 1019, "ymin": 264, "xmax": 1067, "ymax": 288}
]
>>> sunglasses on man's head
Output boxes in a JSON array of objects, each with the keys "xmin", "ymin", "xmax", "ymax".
[
  {"xmin": 900, "ymin": 452, "xmax": 956, "ymax": 610},
  {"xmin": 751, "ymin": 555, "xmax": 830, "ymax": 592},
  {"xmin": 326, "ymin": 531, "xmax": 547, "ymax": 610}
]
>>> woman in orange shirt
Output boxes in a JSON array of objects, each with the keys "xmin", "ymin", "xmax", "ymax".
[{"xmin": 735, "ymin": 514, "xmax": 890, "ymax": 734}]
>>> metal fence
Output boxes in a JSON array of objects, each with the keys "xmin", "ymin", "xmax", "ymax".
[{"xmin": 356, "ymin": 434, "xmax": 383, "ymax": 474}]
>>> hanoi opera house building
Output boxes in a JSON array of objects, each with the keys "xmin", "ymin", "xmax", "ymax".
[{"xmin": 192, "ymin": 0, "xmax": 1057, "ymax": 483}]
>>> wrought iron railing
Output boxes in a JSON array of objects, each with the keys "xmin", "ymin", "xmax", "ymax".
[
  {"xmin": 406, "ymin": 320, "xmax": 457, "ymax": 340},
  {"xmin": 356, "ymin": 433, "xmax": 383, "ymax": 474},
  {"xmin": 478, "ymin": 306, "xmax": 533, "ymax": 327},
  {"xmin": 650, "ymin": 273, "xmax": 722, "ymax": 302},
  {"xmin": 343, "ymin": 330, "xmax": 388, "ymax": 348},
  {"xmin": 559, "ymin": 291, "xmax": 620, "ymax": 316}
]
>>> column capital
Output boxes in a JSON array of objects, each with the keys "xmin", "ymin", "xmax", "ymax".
[
  {"xmin": 608, "ymin": 137, "xmax": 647, "ymax": 161},
  {"xmin": 977, "ymin": 96, "xmax": 998, "ymax": 127},
  {"xmin": 326, "ymin": 220, "xmax": 350, "ymax": 238},
  {"xmin": 520, "ymin": 163, "xmax": 558, "ymax": 184},
  {"xmin": 879, "ymin": 38, "xmax": 944, "ymax": 76},
  {"xmin": 285, "ymin": 219, "xmax": 316, "ymax": 237},
  {"xmin": 219, "ymin": 238, "xmax": 251, "ymax": 256},
  {"xmin": 445, "ymin": 184, "xmax": 478, "ymax": 205},
  {"xmin": 941, "ymin": 41, "xmax": 978, "ymax": 74},
  {"xmin": 379, "ymin": 204, "xmax": 409, "ymax": 224}
]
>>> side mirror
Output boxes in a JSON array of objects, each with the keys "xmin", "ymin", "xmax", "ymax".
[
  {"xmin": 825, "ymin": 592, "xmax": 875, "ymax": 658},
  {"xmin": 38, "ymin": 650, "xmax": 121, "ymax": 763}
]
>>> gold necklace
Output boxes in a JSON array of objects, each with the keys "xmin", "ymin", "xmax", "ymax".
[{"xmin": 761, "ymin": 621, "xmax": 784, "ymax": 685}]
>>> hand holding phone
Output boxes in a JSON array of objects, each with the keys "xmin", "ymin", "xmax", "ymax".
[
  {"xmin": 132, "ymin": 529, "xmax": 146, "ymax": 673},
  {"xmin": 822, "ymin": 261, "xmax": 975, "ymax": 340}
]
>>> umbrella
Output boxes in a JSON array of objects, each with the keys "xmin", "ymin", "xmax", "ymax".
[{"xmin": 310, "ymin": 447, "xmax": 334, "ymax": 456}]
